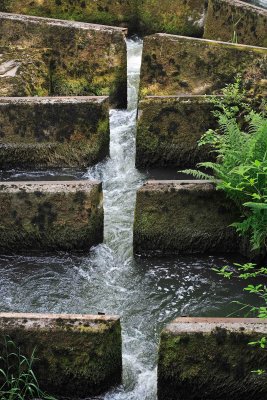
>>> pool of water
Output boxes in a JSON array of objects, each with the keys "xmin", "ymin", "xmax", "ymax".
[{"xmin": 0, "ymin": 39, "xmax": 262, "ymax": 400}]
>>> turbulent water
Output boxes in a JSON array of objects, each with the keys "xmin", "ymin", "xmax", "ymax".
[
  {"xmin": 0, "ymin": 39, "xmax": 260, "ymax": 400},
  {"xmin": 245, "ymin": 0, "xmax": 267, "ymax": 8}
]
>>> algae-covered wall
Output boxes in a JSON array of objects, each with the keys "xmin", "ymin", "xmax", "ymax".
[
  {"xmin": 0, "ymin": 312, "xmax": 122, "ymax": 397},
  {"xmin": 158, "ymin": 317, "xmax": 267, "ymax": 400},
  {"xmin": 139, "ymin": 33, "xmax": 267, "ymax": 101},
  {"xmin": 0, "ymin": 0, "xmax": 207, "ymax": 36},
  {"xmin": 0, "ymin": 96, "xmax": 109, "ymax": 168},
  {"xmin": 136, "ymin": 95, "xmax": 216, "ymax": 169},
  {"xmin": 0, "ymin": 181, "xmax": 104, "ymax": 252},
  {"xmin": 133, "ymin": 181, "xmax": 241, "ymax": 255},
  {"xmin": 204, "ymin": 0, "xmax": 267, "ymax": 47},
  {"xmin": 0, "ymin": 12, "xmax": 127, "ymax": 107},
  {"xmin": 0, "ymin": 47, "xmax": 50, "ymax": 97}
]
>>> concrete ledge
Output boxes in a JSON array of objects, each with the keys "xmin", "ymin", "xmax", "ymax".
[
  {"xmin": 139, "ymin": 34, "xmax": 267, "ymax": 99},
  {"xmin": 0, "ymin": 180, "xmax": 104, "ymax": 252},
  {"xmin": 136, "ymin": 95, "xmax": 216, "ymax": 168},
  {"xmin": 0, "ymin": 312, "xmax": 122, "ymax": 397},
  {"xmin": 0, "ymin": 12, "xmax": 127, "ymax": 107},
  {"xmin": 0, "ymin": 96, "xmax": 110, "ymax": 168},
  {"xmin": 158, "ymin": 317, "xmax": 267, "ymax": 400},
  {"xmin": 204, "ymin": 0, "xmax": 267, "ymax": 47},
  {"xmin": 133, "ymin": 180, "xmax": 241, "ymax": 255}
]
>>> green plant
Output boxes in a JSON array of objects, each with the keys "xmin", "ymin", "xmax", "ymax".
[
  {"xmin": 183, "ymin": 79, "xmax": 267, "ymax": 251},
  {"xmin": 0, "ymin": 336, "xmax": 56, "ymax": 400}
]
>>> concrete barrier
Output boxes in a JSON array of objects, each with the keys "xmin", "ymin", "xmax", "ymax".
[
  {"xmin": 0, "ymin": 312, "xmax": 122, "ymax": 397},
  {"xmin": 133, "ymin": 180, "xmax": 241, "ymax": 255},
  {"xmin": 136, "ymin": 95, "xmax": 216, "ymax": 169},
  {"xmin": 204, "ymin": 0, "xmax": 267, "ymax": 47},
  {"xmin": 139, "ymin": 33, "xmax": 267, "ymax": 100},
  {"xmin": 0, "ymin": 46, "xmax": 51, "ymax": 97},
  {"xmin": 0, "ymin": 0, "xmax": 207, "ymax": 36},
  {"xmin": 0, "ymin": 12, "xmax": 127, "ymax": 107},
  {"xmin": 0, "ymin": 180, "xmax": 103, "ymax": 252},
  {"xmin": 158, "ymin": 317, "xmax": 267, "ymax": 400},
  {"xmin": 0, "ymin": 96, "xmax": 109, "ymax": 168}
]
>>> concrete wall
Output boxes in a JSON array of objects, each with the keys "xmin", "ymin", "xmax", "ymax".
[
  {"xmin": 204, "ymin": 0, "xmax": 267, "ymax": 47},
  {"xmin": 0, "ymin": 96, "xmax": 109, "ymax": 168},
  {"xmin": 133, "ymin": 180, "xmax": 242, "ymax": 255},
  {"xmin": 136, "ymin": 95, "xmax": 217, "ymax": 169},
  {"xmin": 0, "ymin": 181, "xmax": 103, "ymax": 252},
  {"xmin": 0, "ymin": 12, "xmax": 127, "ymax": 107},
  {"xmin": 139, "ymin": 33, "xmax": 267, "ymax": 101},
  {"xmin": 0, "ymin": 312, "xmax": 122, "ymax": 397},
  {"xmin": 0, "ymin": 0, "xmax": 207, "ymax": 36},
  {"xmin": 158, "ymin": 317, "xmax": 267, "ymax": 400}
]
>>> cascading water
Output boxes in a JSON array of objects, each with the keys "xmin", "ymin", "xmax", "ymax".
[{"xmin": 0, "ymin": 38, "xmax": 259, "ymax": 400}]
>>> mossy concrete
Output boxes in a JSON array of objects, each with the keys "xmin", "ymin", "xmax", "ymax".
[
  {"xmin": 133, "ymin": 180, "xmax": 242, "ymax": 255},
  {"xmin": 139, "ymin": 33, "xmax": 267, "ymax": 102},
  {"xmin": 158, "ymin": 317, "xmax": 267, "ymax": 400},
  {"xmin": 0, "ymin": 181, "xmax": 104, "ymax": 252},
  {"xmin": 0, "ymin": 12, "xmax": 127, "ymax": 107},
  {"xmin": 136, "ymin": 95, "xmax": 217, "ymax": 169},
  {"xmin": 0, "ymin": 46, "xmax": 50, "ymax": 96},
  {"xmin": 0, "ymin": 312, "xmax": 122, "ymax": 398},
  {"xmin": 0, "ymin": 96, "xmax": 109, "ymax": 168},
  {"xmin": 204, "ymin": 0, "xmax": 267, "ymax": 47},
  {"xmin": 0, "ymin": 0, "xmax": 207, "ymax": 36}
]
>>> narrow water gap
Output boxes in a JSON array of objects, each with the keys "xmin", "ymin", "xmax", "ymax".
[{"xmin": 0, "ymin": 38, "xmax": 261, "ymax": 400}]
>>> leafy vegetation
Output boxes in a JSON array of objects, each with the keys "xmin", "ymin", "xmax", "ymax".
[{"xmin": 0, "ymin": 336, "xmax": 56, "ymax": 400}]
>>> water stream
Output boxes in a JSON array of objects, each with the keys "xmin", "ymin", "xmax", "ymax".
[{"xmin": 0, "ymin": 39, "xmax": 261, "ymax": 399}]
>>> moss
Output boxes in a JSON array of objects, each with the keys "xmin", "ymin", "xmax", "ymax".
[
  {"xmin": 136, "ymin": 96, "xmax": 216, "ymax": 169},
  {"xmin": 158, "ymin": 328, "xmax": 267, "ymax": 400}
]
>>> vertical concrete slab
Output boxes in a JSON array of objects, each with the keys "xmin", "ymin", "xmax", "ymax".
[
  {"xmin": 0, "ymin": 96, "xmax": 110, "ymax": 168},
  {"xmin": 0, "ymin": 181, "xmax": 104, "ymax": 252},
  {"xmin": 0, "ymin": 12, "xmax": 127, "ymax": 107},
  {"xmin": 0, "ymin": 313, "xmax": 122, "ymax": 397},
  {"xmin": 158, "ymin": 317, "xmax": 267, "ymax": 400}
]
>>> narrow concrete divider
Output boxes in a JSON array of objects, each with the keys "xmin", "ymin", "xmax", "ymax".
[
  {"xmin": 136, "ymin": 95, "xmax": 217, "ymax": 169},
  {"xmin": 139, "ymin": 33, "xmax": 267, "ymax": 100},
  {"xmin": 204, "ymin": 0, "xmax": 267, "ymax": 47},
  {"xmin": 0, "ymin": 12, "xmax": 127, "ymax": 107},
  {"xmin": 133, "ymin": 180, "xmax": 242, "ymax": 255},
  {"xmin": 0, "ymin": 96, "xmax": 109, "ymax": 168},
  {"xmin": 0, "ymin": 312, "xmax": 122, "ymax": 397},
  {"xmin": 158, "ymin": 317, "xmax": 267, "ymax": 400},
  {"xmin": 0, "ymin": 180, "xmax": 103, "ymax": 252}
]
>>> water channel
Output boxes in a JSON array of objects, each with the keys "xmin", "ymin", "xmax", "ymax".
[{"xmin": 0, "ymin": 16, "xmax": 265, "ymax": 400}]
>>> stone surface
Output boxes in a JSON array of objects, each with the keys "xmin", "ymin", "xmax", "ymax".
[
  {"xmin": 0, "ymin": 0, "xmax": 207, "ymax": 36},
  {"xmin": 136, "ymin": 95, "xmax": 217, "ymax": 168},
  {"xmin": 158, "ymin": 317, "xmax": 267, "ymax": 400},
  {"xmin": 0, "ymin": 181, "xmax": 103, "ymax": 252},
  {"xmin": 0, "ymin": 312, "xmax": 122, "ymax": 397},
  {"xmin": 0, "ymin": 12, "xmax": 127, "ymax": 107},
  {"xmin": 0, "ymin": 46, "xmax": 50, "ymax": 96},
  {"xmin": 139, "ymin": 34, "xmax": 267, "ymax": 101},
  {"xmin": 204, "ymin": 0, "xmax": 267, "ymax": 47},
  {"xmin": 133, "ymin": 180, "xmax": 241, "ymax": 255},
  {"xmin": 0, "ymin": 96, "xmax": 109, "ymax": 168}
]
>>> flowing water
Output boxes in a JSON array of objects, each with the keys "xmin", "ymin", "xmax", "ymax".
[{"xmin": 0, "ymin": 39, "xmax": 261, "ymax": 399}]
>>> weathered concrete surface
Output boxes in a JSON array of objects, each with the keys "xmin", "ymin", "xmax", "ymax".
[
  {"xmin": 139, "ymin": 34, "xmax": 267, "ymax": 101},
  {"xmin": 0, "ymin": 12, "xmax": 127, "ymax": 107},
  {"xmin": 0, "ymin": 46, "xmax": 50, "ymax": 96},
  {"xmin": 0, "ymin": 96, "xmax": 109, "ymax": 168},
  {"xmin": 0, "ymin": 0, "xmax": 207, "ymax": 36},
  {"xmin": 204, "ymin": 0, "xmax": 267, "ymax": 47},
  {"xmin": 0, "ymin": 312, "xmax": 122, "ymax": 397},
  {"xmin": 0, "ymin": 181, "xmax": 103, "ymax": 252},
  {"xmin": 158, "ymin": 317, "xmax": 267, "ymax": 400},
  {"xmin": 136, "ymin": 96, "xmax": 217, "ymax": 169},
  {"xmin": 133, "ymin": 180, "xmax": 242, "ymax": 255}
]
